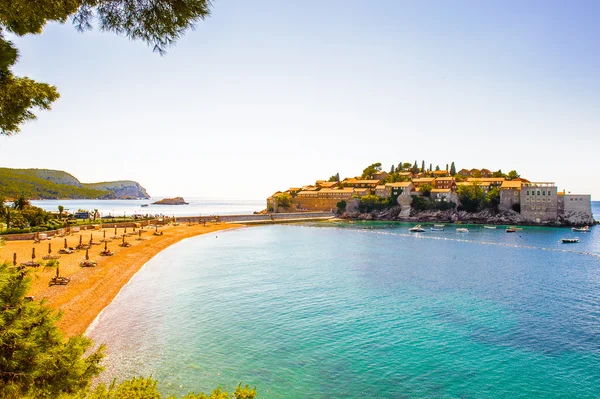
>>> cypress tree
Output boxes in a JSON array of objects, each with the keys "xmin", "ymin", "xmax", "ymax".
[{"xmin": 450, "ymin": 162, "xmax": 456, "ymax": 176}]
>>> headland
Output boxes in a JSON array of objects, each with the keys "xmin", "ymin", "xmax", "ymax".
[{"xmin": 266, "ymin": 162, "xmax": 595, "ymax": 226}]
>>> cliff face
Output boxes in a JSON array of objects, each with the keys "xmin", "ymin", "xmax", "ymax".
[
  {"xmin": 0, "ymin": 168, "xmax": 150, "ymax": 199},
  {"xmin": 81, "ymin": 181, "xmax": 150, "ymax": 199}
]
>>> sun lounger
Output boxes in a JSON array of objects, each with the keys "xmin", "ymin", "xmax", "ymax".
[
  {"xmin": 80, "ymin": 260, "xmax": 97, "ymax": 267},
  {"xmin": 49, "ymin": 276, "xmax": 70, "ymax": 286}
]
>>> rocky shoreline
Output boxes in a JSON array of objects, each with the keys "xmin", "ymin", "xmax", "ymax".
[
  {"xmin": 152, "ymin": 196, "xmax": 189, "ymax": 205},
  {"xmin": 340, "ymin": 206, "xmax": 596, "ymax": 227}
]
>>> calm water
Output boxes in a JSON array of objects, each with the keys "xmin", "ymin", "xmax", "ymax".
[
  {"xmin": 87, "ymin": 203, "xmax": 600, "ymax": 398},
  {"xmin": 30, "ymin": 198, "xmax": 264, "ymax": 217}
]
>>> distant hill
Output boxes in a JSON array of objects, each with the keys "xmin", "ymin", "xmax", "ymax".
[{"xmin": 0, "ymin": 168, "xmax": 150, "ymax": 200}]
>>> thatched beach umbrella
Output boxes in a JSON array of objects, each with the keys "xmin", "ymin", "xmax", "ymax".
[
  {"xmin": 104, "ymin": 241, "xmax": 108, "ymax": 251},
  {"xmin": 56, "ymin": 262, "xmax": 60, "ymax": 278},
  {"xmin": 124, "ymin": 226, "xmax": 127, "ymax": 234},
  {"xmin": 90, "ymin": 233, "xmax": 93, "ymax": 242},
  {"xmin": 155, "ymin": 224, "xmax": 158, "ymax": 232},
  {"xmin": 85, "ymin": 249, "xmax": 89, "ymax": 260},
  {"xmin": 103, "ymin": 230, "xmax": 106, "ymax": 239},
  {"xmin": 48, "ymin": 242, "xmax": 52, "ymax": 254},
  {"xmin": 31, "ymin": 247, "xmax": 36, "ymax": 260},
  {"xmin": 138, "ymin": 230, "xmax": 141, "ymax": 238},
  {"xmin": 114, "ymin": 225, "xmax": 117, "ymax": 235},
  {"xmin": 64, "ymin": 238, "xmax": 68, "ymax": 248},
  {"xmin": 79, "ymin": 235, "xmax": 82, "ymax": 246},
  {"xmin": 122, "ymin": 235, "xmax": 125, "ymax": 244},
  {"xmin": 13, "ymin": 253, "xmax": 17, "ymax": 266}
]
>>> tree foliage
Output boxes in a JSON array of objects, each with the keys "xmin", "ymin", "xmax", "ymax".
[
  {"xmin": 420, "ymin": 184, "xmax": 433, "ymax": 198},
  {"xmin": 0, "ymin": 0, "xmax": 212, "ymax": 135},
  {"xmin": 507, "ymin": 170, "xmax": 520, "ymax": 180},
  {"xmin": 361, "ymin": 162, "xmax": 382, "ymax": 179},
  {"xmin": 358, "ymin": 195, "xmax": 392, "ymax": 213},
  {"xmin": 275, "ymin": 193, "xmax": 291, "ymax": 208},
  {"xmin": 449, "ymin": 162, "xmax": 456, "ymax": 176},
  {"xmin": 457, "ymin": 183, "xmax": 485, "ymax": 212},
  {"xmin": 0, "ymin": 262, "xmax": 105, "ymax": 399}
]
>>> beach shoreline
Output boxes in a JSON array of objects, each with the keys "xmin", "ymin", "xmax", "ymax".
[{"xmin": 0, "ymin": 222, "xmax": 244, "ymax": 337}]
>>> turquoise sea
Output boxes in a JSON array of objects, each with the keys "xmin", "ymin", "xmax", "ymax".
[{"xmin": 87, "ymin": 204, "xmax": 600, "ymax": 398}]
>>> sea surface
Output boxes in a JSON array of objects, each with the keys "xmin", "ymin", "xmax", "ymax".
[
  {"xmin": 87, "ymin": 203, "xmax": 600, "ymax": 398},
  {"xmin": 30, "ymin": 198, "xmax": 264, "ymax": 217}
]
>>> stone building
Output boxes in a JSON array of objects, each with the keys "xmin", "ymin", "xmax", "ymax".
[
  {"xmin": 520, "ymin": 182, "xmax": 558, "ymax": 223},
  {"xmin": 558, "ymin": 193, "xmax": 594, "ymax": 225},
  {"xmin": 499, "ymin": 180, "xmax": 522, "ymax": 211}
]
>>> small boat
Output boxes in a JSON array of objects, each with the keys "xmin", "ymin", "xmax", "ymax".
[
  {"xmin": 483, "ymin": 225, "xmax": 496, "ymax": 229},
  {"xmin": 572, "ymin": 226, "xmax": 590, "ymax": 232},
  {"xmin": 141, "ymin": 204, "xmax": 149, "ymax": 207},
  {"xmin": 409, "ymin": 225, "xmax": 425, "ymax": 233},
  {"xmin": 431, "ymin": 227, "xmax": 444, "ymax": 231},
  {"xmin": 456, "ymin": 228, "xmax": 469, "ymax": 233},
  {"xmin": 434, "ymin": 224, "xmax": 445, "ymax": 227},
  {"xmin": 506, "ymin": 227, "xmax": 516, "ymax": 233},
  {"xmin": 561, "ymin": 237, "xmax": 579, "ymax": 244}
]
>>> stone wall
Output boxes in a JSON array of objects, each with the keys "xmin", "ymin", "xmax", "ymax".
[
  {"xmin": 500, "ymin": 188, "xmax": 520, "ymax": 211},
  {"xmin": 290, "ymin": 197, "xmax": 342, "ymax": 212},
  {"xmin": 561, "ymin": 194, "xmax": 594, "ymax": 225}
]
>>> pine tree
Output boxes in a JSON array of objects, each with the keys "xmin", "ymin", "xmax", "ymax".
[{"xmin": 0, "ymin": 263, "xmax": 104, "ymax": 399}]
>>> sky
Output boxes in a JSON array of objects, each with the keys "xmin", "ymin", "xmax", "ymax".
[{"xmin": 2, "ymin": 0, "xmax": 599, "ymax": 199}]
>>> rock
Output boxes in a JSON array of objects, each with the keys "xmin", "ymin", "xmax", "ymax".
[{"xmin": 152, "ymin": 197, "xmax": 189, "ymax": 205}]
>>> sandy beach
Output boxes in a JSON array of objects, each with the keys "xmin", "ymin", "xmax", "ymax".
[{"xmin": 0, "ymin": 221, "xmax": 243, "ymax": 337}]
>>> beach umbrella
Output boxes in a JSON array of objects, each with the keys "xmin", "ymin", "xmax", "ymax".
[
  {"xmin": 90, "ymin": 233, "xmax": 93, "ymax": 242},
  {"xmin": 155, "ymin": 224, "xmax": 158, "ymax": 232},
  {"xmin": 114, "ymin": 225, "xmax": 117, "ymax": 235},
  {"xmin": 56, "ymin": 262, "xmax": 60, "ymax": 278},
  {"xmin": 104, "ymin": 241, "xmax": 108, "ymax": 251},
  {"xmin": 103, "ymin": 230, "xmax": 106, "ymax": 239},
  {"xmin": 48, "ymin": 242, "xmax": 52, "ymax": 254},
  {"xmin": 13, "ymin": 253, "xmax": 17, "ymax": 266},
  {"xmin": 138, "ymin": 230, "xmax": 141, "ymax": 238},
  {"xmin": 64, "ymin": 238, "xmax": 67, "ymax": 248},
  {"xmin": 124, "ymin": 226, "xmax": 127, "ymax": 234},
  {"xmin": 85, "ymin": 249, "xmax": 89, "ymax": 260},
  {"xmin": 122, "ymin": 235, "xmax": 125, "ymax": 244},
  {"xmin": 31, "ymin": 247, "xmax": 36, "ymax": 260},
  {"xmin": 79, "ymin": 235, "xmax": 82, "ymax": 246}
]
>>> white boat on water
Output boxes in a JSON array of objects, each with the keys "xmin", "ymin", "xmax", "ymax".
[
  {"xmin": 572, "ymin": 226, "xmax": 590, "ymax": 232},
  {"xmin": 431, "ymin": 227, "xmax": 444, "ymax": 231},
  {"xmin": 434, "ymin": 224, "xmax": 445, "ymax": 227},
  {"xmin": 483, "ymin": 225, "xmax": 496, "ymax": 229},
  {"xmin": 561, "ymin": 237, "xmax": 579, "ymax": 244},
  {"xmin": 456, "ymin": 228, "xmax": 469, "ymax": 233},
  {"xmin": 409, "ymin": 225, "xmax": 426, "ymax": 233}
]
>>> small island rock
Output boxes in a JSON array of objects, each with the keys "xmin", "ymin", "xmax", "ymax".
[{"xmin": 152, "ymin": 197, "xmax": 189, "ymax": 205}]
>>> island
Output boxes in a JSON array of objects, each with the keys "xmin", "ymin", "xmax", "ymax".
[
  {"xmin": 266, "ymin": 161, "xmax": 595, "ymax": 226},
  {"xmin": 152, "ymin": 197, "xmax": 189, "ymax": 205}
]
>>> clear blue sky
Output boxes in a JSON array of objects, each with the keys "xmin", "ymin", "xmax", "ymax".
[{"xmin": 3, "ymin": 0, "xmax": 599, "ymax": 199}]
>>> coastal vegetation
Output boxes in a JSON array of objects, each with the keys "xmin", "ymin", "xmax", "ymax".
[
  {"xmin": 0, "ymin": 168, "xmax": 149, "ymax": 200},
  {"xmin": 0, "ymin": 0, "xmax": 212, "ymax": 136},
  {"xmin": 0, "ymin": 262, "xmax": 257, "ymax": 399}
]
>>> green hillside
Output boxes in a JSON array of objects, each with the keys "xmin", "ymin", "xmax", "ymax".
[{"xmin": 0, "ymin": 168, "xmax": 149, "ymax": 199}]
